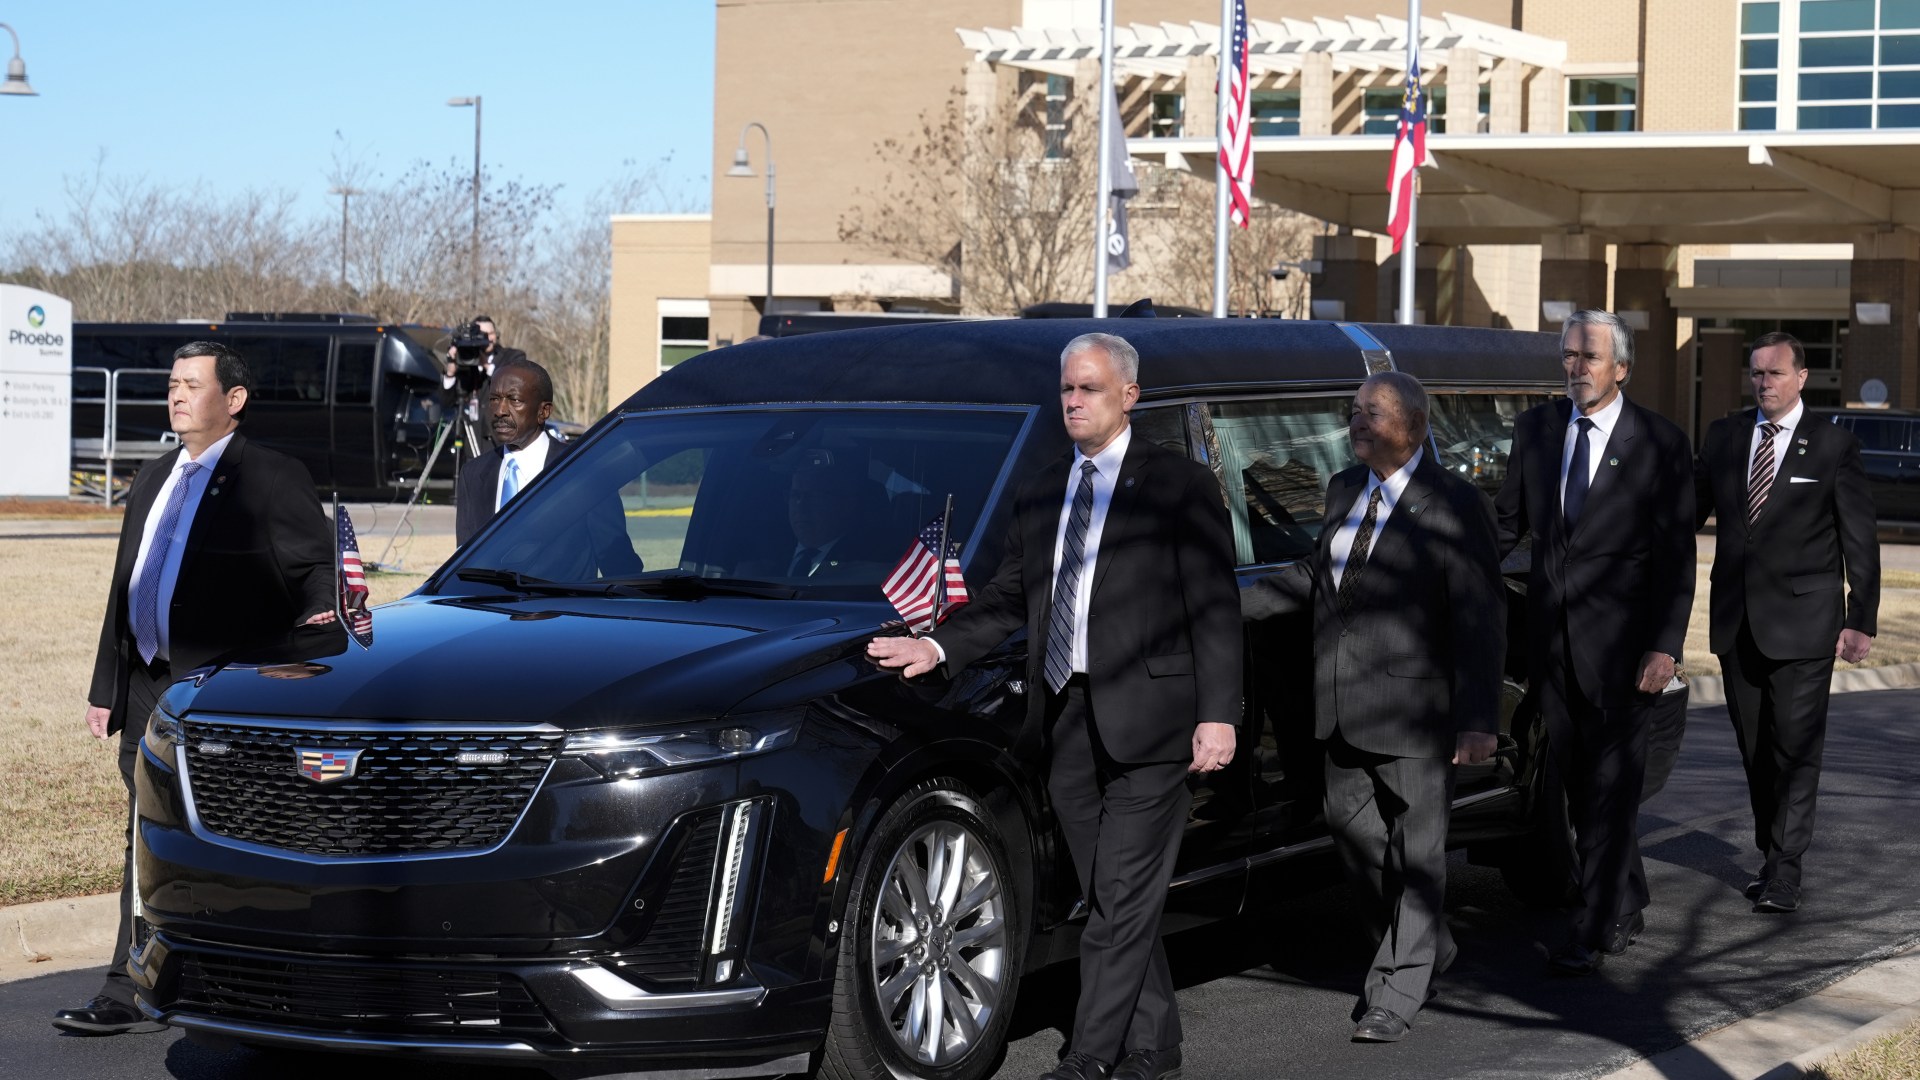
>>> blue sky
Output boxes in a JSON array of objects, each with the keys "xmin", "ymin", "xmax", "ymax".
[{"xmin": 0, "ymin": 1, "xmax": 714, "ymax": 237}]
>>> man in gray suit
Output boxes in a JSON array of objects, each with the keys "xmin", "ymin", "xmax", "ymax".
[{"xmin": 1243, "ymin": 371, "xmax": 1505, "ymax": 1043}]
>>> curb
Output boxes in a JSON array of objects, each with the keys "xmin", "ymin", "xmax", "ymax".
[
  {"xmin": 1, "ymin": 893, "xmax": 118, "ymax": 978},
  {"xmin": 1759, "ymin": 1001, "xmax": 1920, "ymax": 1078},
  {"xmin": 1687, "ymin": 660, "xmax": 1920, "ymax": 708}
]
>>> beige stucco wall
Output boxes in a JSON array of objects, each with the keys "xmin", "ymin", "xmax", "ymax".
[
  {"xmin": 609, "ymin": 215, "xmax": 712, "ymax": 407},
  {"xmin": 1642, "ymin": 0, "xmax": 1737, "ymax": 132},
  {"xmin": 1521, "ymin": 0, "xmax": 1642, "ymax": 67}
]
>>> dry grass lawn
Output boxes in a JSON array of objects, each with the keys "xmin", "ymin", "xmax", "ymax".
[
  {"xmin": 1, "ymin": 532, "xmax": 1914, "ymax": 907},
  {"xmin": 0, "ymin": 530, "xmax": 456, "ymax": 907},
  {"xmin": 1806, "ymin": 1016, "xmax": 1920, "ymax": 1080}
]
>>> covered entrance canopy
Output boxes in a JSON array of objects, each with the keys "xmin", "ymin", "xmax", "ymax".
[{"xmin": 1141, "ymin": 130, "xmax": 1920, "ymax": 246}]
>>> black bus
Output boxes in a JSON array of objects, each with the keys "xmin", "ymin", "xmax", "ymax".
[{"xmin": 73, "ymin": 314, "xmax": 453, "ymax": 496}]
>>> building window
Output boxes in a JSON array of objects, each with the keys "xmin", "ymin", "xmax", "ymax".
[
  {"xmin": 1250, "ymin": 89, "xmax": 1301, "ymax": 136},
  {"xmin": 1150, "ymin": 92, "xmax": 1184, "ymax": 137},
  {"xmin": 1045, "ymin": 75, "xmax": 1071, "ymax": 159},
  {"xmin": 1361, "ymin": 87, "xmax": 1403, "ymax": 134},
  {"xmin": 1567, "ymin": 76, "xmax": 1638, "ymax": 132},
  {"xmin": 658, "ymin": 303, "xmax": 709, "ymax": 376},
  {"xmin": 1429, "ymin": 83, "xmax": 1492, "ymax": 134},
  {"xmin": 1749, "ymin": 0, "xmax": 1920, "ymax": 130}
]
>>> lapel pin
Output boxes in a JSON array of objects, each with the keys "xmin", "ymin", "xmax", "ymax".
[
  {"xmin": 1796, "ymin": 436, "xmax": 1808, "ymax": 445},
  {"xmin": 1798, "ymin": 447, "xmax": 1807, "ymax": 455},
  {"xmin": 1608, "ymin": 457, "xmax": 1620, "ymax": 466},
  {"xmin": 209, "ymin": 488, "xmax": 220, "ymax": 496},
  {"xmin": 1124, "ymin": 476, "xmax": 1135, "ymax": 489}
]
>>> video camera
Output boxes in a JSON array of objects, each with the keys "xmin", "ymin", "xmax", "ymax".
[{"xmin": 448, "ymin": 320, "xmax": 492, "ymax": 393}]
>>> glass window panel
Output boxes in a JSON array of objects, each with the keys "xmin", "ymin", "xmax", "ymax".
[
  {"xmin": 1207, "ymin": 398, "xmax": 1354, "ymax": 564},
  {"xmin": 1569, "ymin": 108, "xmax": 1636, "ymax": 132},
  {"xmin": 1569, "ymin": 76, "xmax": 1638, "ymax": 107},
  {"xmin": 1742, "ymin": 38, "xmax": 1780, "ymax": 68},
  {"xmin": 1741, "ymin": 73, "xmax": 1779, "ymax": 100},
  {"xmin": 334, "ymin": 342, "xmax": 375, "ymax": 405},
  {"xmin": 1801, "ymin": 35, "xmax": 1874, "ymax": 67},
  {"xmin": 1741, "ymin": 2, "xmax": 1780, "ymax": 33},
  {"xmin": 661, "ymin": 316, "xmax": 708, "ymax": 341},
  {"xmin": 1150, "ymin": 92, "xmax": 1184, "ymax": 137},
  {"xmin": 1881, "ymin": 70, "xmax": 1920, "ymax": 97},
  {"xmin": 1887, "ymin": 0, "xmax": 1920, "ymax": 29},
  {"xmin": 1740, "ymin": 105, "xmax": 1779, "ymax": 129},
  {"xmin": 1879, "ymin": 102, "xmax": 1920, "ymax": 125},
  {"xmin": 660, "ymin": 344, "xmax": 707, "ymax": 371},
  {"xmin": 1883, "ymin": 34, "xmax": 1920, "ymax": 63},
  {"xmin": 1799, "ymin": 103, "xmax": 1874, "ymax": 127},
  {"xmin": 1801, "ymin": 0, "xmax": 1874, "ymax": 31},
  {"xmin": 1251, "ymin": 89, "xmax": 1301, "ymax": 137},
  {"xmin": 1801, "ymin": 71, "xmax": 1875, "ymax": 99}
]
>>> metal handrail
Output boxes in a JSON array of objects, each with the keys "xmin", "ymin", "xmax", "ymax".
[{"xmin": 71, "ymin": 366, "xmax": 176, "ymax": 504}]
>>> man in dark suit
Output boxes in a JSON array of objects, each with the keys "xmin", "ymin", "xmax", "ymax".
[
  {"xmin": 1495, "ymin": 309, "xmax": 1696, "ymax": 976},
  {"xmin": 868, "ymin": 332, "xmax": 1240, "ymax": 1080},
  {"xmin": 455, "ymin": 358, "xmax": 562, "ymax": 545},
  {"xmin": 1243, "ymin": 371, "xmax": 1504, "ymax": 1042},
  {"xmin": 57, "ymin": 342, "xmax": 338, "ymax": 1035},
  {"xmin": 1694, "ymin": 331, "xmax": 1878, "ymax": 914}
]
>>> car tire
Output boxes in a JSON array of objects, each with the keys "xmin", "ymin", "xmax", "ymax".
[
  {"xmin": 818, "ymin": 778, "xmax": 1023, "ymax": 1080},
  {"xmin": 1497, "ymin": 759, "xmax": 1581, "ymax": 909}
]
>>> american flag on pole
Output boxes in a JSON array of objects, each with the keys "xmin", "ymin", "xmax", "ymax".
[
  {"xmin": 1219, "ymin": 0, "xmax": 1252, "ymax": 228},
  {"xmin": 882, "ymin": 516, "xmax": 970, "ymax": 633},
  {"xmin": 1385, "ymin": 52, "xmax": 1429, "ymax": 253},
  {"xmin": 336, "ymin": 506, "xmax": 374, "ymax": 649}
]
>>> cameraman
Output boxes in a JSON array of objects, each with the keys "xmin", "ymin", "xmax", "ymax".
[{"xmin": 441, "ymin": 315, "xmax": 527, "ymax": 409}]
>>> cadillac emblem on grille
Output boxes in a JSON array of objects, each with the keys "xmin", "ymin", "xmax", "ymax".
[{"xmin": 295, "ymin": 748, "xmax": 362, "ymax": 784}]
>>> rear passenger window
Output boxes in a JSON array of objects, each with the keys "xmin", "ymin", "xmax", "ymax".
[
  {"xmin": 1206, "ymin": 398, "xmax": 1353, "ymax": 566},
  {"xmin": 335, "ymin": 342, "xmax": 376, "ymax": 404},
  {"xmin": 1427, "ymin": 392, "xmax": 1548, "ymax": 501},
  {"xmin": 1847, "ymin": 417, "xmax": 1909, "ymax": 453},
  {"xmin": 232, "ymin": 336, "xmax": 330, "ymax": 403}
]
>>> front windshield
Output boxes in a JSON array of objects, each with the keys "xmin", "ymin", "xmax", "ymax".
[{"xmin": 442, "ymin": 407, "xmax": 1032, "ymax": 598}]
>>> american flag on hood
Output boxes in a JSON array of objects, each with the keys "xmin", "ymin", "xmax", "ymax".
[
  {"xmin": 336, "ymin": 506, "xmax": 374, "ymax": 649},
  {"xmin": 882, "ymin": 516, "xmax": 970, "ymax": 633}
]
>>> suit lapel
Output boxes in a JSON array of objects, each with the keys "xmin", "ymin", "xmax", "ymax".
[
  {"xmin": 1775, "ymin": 412, "xmax": 1817, "ymax": 485},
  {"xmin": 1570, "ymin": 397, "xmax": 1637, "ymax": 543},
  {"xmin": 179, "ymin": 432, "xmax": 244, "ymax": 572},
  {"xmin": 1541, "ymin": 399, "xmax": 1573, "ymax": 549},
  {"xmin": 1089, "ymin": 435, "xmax": 1152, "ymax": 600},
  {"xmin": 1029, "ymin": 453, "xmax": 1072, "ymax": 600},
  {"xmin": 118, "ymin": 447, "xmax": 180, "ymax": 579},
  {"xmin": 1354, "ymin": 457, "xmax": 1435, "ymax": 608}
]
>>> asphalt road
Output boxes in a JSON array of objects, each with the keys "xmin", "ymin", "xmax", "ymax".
[{"xmin": 7, "ymin": 689, "xmax": 1919, "ymax": 1080}]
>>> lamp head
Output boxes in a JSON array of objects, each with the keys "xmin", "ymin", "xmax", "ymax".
[
  {"xmin": 1, "ymin": 55, "xmax": 34, "ymax": 96},
  {"xmin": 447, "ymin": 96, "xmax": 477, "ymax": 107},
  {"xmin": 726, "ymin": 146, "xmax": 755, "ymax": 178}
]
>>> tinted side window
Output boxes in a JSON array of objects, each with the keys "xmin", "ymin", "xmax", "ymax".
[
  {"xmin": 1129, "ymin": 405, "xmax": 1188, "ymax": 457},
  {"xmin": 73, "ymin": 334, "xmax": 174, "ymax": 371},
  {"xmin": 231, "ymin": 336, "xmax": 330, "ymax": 403},
  {"xmin": 1427, "ymin": 392, "xmax": 1550, "ymax": 500},
  {"xmin": 1846, "ymin": 417, "xmax": 1910, "ymax": 452},
  {"xmin": 1208, "ymin": 398, "xmax": 1353, "ymax": 565},
  {"xmin": 335, "ymin": 341, "xmax": 376, "ymax": 404}
]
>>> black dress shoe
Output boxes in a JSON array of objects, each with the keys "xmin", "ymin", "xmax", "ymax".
[
  {"xmin": 1111, "ymin": 1046, "xmax": 1182, "ymax": 1080},
  {"xmin": 1753, "ymin": 878, "xmax": 1802, "ymax": 913},
  {"xmin": 1744, "ymin": 875, "xmax": 1768, "ymax": 901},
  {"xmin": 1601, "ymin": 910, "xmax": 1646, "ymax": 955},
  {"xmin": 1547, "ymin": 942, "xmax": 1606, "ymax": 976},
  {"xmin": 51, "ymin": 996, "xmax": 166, "ymax": 1035},
  {"xmin": 1351, "ymin": 1005, "xmax": 1410, "ymax": 1042},
  {"xmin": 1040, "ymin": 1051, "xmax": 1112, "ymax": 1080}
]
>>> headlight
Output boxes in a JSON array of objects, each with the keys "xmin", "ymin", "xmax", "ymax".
[
  {"xmin": 142, "ymin": 708, "xmax": 185, "ymax": 765},
  {"xmin": 561, "ymin": 715, "xmax": 801, "ymax": 780}
]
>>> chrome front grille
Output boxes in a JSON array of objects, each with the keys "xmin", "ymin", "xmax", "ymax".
[{"xmin": 181, "ymin": 719, "xmax": 563, "ymax": 857}]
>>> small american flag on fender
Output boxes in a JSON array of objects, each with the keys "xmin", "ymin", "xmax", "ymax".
[
  {"xmin": 336, "ymin": 506, "xmax": 374, "ymax": 649},
  {"xmin": 882, "ymin": 516, "xmax": 970, "ymax": 633}
]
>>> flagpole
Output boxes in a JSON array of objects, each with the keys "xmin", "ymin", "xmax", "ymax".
[
  {"xmin": 1213, "ymin": 0, "xmax": 1232, "ymax": 317},
  {"xmin": 1398, "ymin": 0, "xmax": 1421, "ymax": 325},
  {"xmin": 1092, "ymin": 0, "xmax": 1115, "ymax": 317},
  {"xmin": 930, "ymin": 493, "xmax": 954, "ymax": 629},
  {"xmin": 331, "ymin": 491, "xmax": 347, "ymax": 628}
]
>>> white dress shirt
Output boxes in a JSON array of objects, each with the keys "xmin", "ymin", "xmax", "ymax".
[
  {"xmin": 1051, "ymin": 426, "xmax": 1132, "ymax": 675},
  {"xmin": 495, "ymin": 434, "xmax": 553, "ymax": 512},
  {"xmin": 1329, "ymin": 447, "xmax": 1422, "ymax": 588},
  {"xmin": 128, "ymin": 432, "xmax": 234, "ymax": 662},
  {"xmin": 1748, "ymin": 398, "xmax": 1804, "ymax": 478},
  {"xmin": 1559, "ymin": 390, "xmax": 1626, "ymax": 511}
]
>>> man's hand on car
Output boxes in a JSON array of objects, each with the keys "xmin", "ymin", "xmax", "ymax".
[{"xmin": 868, "ymin": 636, "xmax": 941, "ymax": 679}]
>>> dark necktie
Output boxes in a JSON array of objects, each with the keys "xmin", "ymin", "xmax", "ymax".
[
  {"xmin": 130, "ymin": 460, "xmax": 204, "ymax": 665},
  {"xmin": 1044, "ymin": 461, "xmax": 1098, "ymax": 694},
  {"xmin": 1337, "ymin": 486, "xmax": 1383, "ymax": 614},
  {"xmin": 1748, "ymin": 422, "xmax": 1782, "ymax": 527},
  {"xmin": 1563, "ymin": 416, "xmax": 1596, "ymax": 529},
  {"xmin": 788, "ymin": 546, "xmax": 819, "ymax": 577}
]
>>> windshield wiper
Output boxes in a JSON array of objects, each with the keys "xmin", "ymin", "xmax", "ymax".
[
  {"xmin": 598, "ymin": 572, "xmax": 799, "ymax": 600},
  {"xmin": 453, "ymin": 567, "xmax": 610, "ymax": 596}
]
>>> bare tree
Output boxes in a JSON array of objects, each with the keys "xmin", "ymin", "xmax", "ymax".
[
  {"xmin": 1128, "ymin": 164, "xmax": 1320, "ymax": 317},
  {"xmin": 840, "ymin": 87, "xmax": 1098, "ymax": 315}
]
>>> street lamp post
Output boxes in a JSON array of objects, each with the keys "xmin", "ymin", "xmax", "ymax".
[
  {"xmin": 447, "ymin": 95, "xmax": 482, "ymax": 313},
  {"xmin": 726, "ymin": 123, "xmax": 776, "ymax": 313},
  {"xmin": 0, "ymin": 23, "xmax": 37, "ymax": 96},
  {"xmin": 328, "ymin": 184, "xmax": 362, "ymax": 294}
]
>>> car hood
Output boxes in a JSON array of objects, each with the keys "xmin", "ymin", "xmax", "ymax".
[{"xmin": 172, "ymin": 593, "xmax": 885, "ymax": 727}]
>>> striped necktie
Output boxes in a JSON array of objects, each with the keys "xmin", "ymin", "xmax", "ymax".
[
  {"xmin": 1043, "ymin": 461, "xmax": 1098, "ymax": 695},
  {"xmin": 1337, "ymin": 486, "xmax": 1383, "ymax": 614},
  {"xmin": 130, "ymin": 461, "xmax": 204, "ymax": 665},
  {"xmin": 1748, "ymin": 422, "xmax": 1782, "ymax": 527}
]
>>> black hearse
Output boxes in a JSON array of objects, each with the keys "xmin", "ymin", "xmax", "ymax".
[
  {"xmin": 73, "ymin": 314, "xmax": 451, "ymax": 496},
  {"xmin": 127, "ymin": 318, "xmax": 1686, "ymax": 1079}
]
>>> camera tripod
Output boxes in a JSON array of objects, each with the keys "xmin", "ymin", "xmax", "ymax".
[{"xmin": 372, "ymin": 387, "xmax": 486, "ymax": 570}]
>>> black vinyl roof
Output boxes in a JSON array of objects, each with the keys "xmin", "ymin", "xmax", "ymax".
[{"xmin": 622, "ymin": 318, "xmax": 1563, "ymax": 414}]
